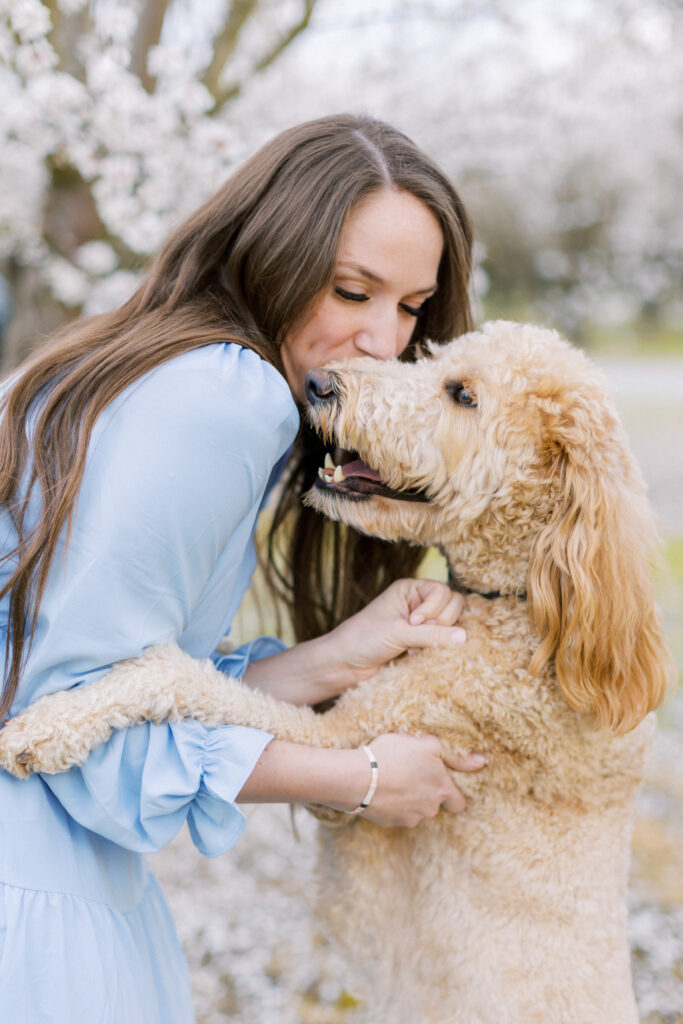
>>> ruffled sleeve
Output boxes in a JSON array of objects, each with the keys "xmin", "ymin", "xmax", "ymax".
[
  {"xmin": 210, "ymin": 635, "xmax": 287, "ymax": 679},
  {"xmin": 17, "ymin": 343, "xmax": 299, "ymax": 857}
]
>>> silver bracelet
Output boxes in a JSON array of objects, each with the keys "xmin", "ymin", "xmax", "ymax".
[{"xmin": 346, "ymin": 744, "xmax": 379, "ymax": 814}]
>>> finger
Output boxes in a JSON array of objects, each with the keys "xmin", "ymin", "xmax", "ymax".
[
  {"xmin": 408, "ymin": 580, "xmax": 453, "ymax": 624},
  {"xmin": 425, "ymin": 590, "xmax": 465, "ymax": 627},
  {"xmin": 442, "ymin": 750, "xmax": 488, "ymax": 772},
  {"xmin": 409, "ymin": 587, "xmax": 464, "ymax": 627},
  {"xmin": 402, "ymin": 622, "xmax": 467, "ymax": 648},
  {"xmin": 415, "ymin": 733, "xmax": 444, "ymax": 756},
  {"xmin": 441, "ymin": 784, "xmax": 467, "ymax": 814}
]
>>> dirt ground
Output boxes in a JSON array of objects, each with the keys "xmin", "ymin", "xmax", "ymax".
[{"xmin": 149, "ymin": 357, "xmax": 683, "ymax": 1023}]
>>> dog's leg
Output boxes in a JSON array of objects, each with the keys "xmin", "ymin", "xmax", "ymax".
[{"xmin": 0, "ymin": 643, "xmax": 369, "ymax": 778}]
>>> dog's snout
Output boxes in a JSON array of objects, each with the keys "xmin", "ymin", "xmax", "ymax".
[{"xmin": 305, "ymin": 369, "xmax": 337, "ymax": 406}]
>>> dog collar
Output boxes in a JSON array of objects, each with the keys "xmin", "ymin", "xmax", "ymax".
[{"xmin": 447, "ymin": 568, "xmax": 526, "ymax": 602}]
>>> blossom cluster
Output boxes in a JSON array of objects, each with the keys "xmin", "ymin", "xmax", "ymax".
[
  {"xmin": 1, "ymin": 0, "xmax": 255, "ymax": 314},
  {"xmin": 229, "ymin": 0, "xmax": 683, "ymax": 331},
  {"xmin": 1, "ymin": 0, "xmax": 681, "ymax": 332}
]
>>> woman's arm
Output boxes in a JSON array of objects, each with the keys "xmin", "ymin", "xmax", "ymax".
[
  {"xmin": 236, "ymin": 741, "xmax": 371, "ymax": 809},
  {"xmin": 238, "ymin": 735, "xmax": 484, "ymax": 826},
  {"xmin": 242, "ymin": 579, "xmax": 467, "ymax": 705},
  {"xmin": 0, "ymin": 638, "xmax": 485, "ymax": 825}
]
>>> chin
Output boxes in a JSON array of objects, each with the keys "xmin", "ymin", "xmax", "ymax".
[{"xmin": 304, "ymin": 482, "xmax": 437, "ymax": 548}]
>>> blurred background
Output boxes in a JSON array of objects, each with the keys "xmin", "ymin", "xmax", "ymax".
[{"xmin": 2, "ymin": 1, "xmax": 681, "ymax": 1021}]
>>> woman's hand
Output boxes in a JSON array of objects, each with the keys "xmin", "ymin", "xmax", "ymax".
[
  {"xmin": 324, "ymin": 578, "xmax": 466, "ymax": 688},
  {"xmin": 237, "ymin": 734, "xmax": 486, "ymax": 827},
  {"xmin": 353, "ymin": 734, "xmax": 486, "ymax": 827},
  {"xmin": 243, "ymin": 578, "xmax": 466, "ymax": 705}
]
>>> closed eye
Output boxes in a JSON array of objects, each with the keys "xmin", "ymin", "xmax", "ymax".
[
  {"xmin": 335, "ymin": 287, "xmax": 428, "ymax": 317},
  {"xmin": 399, "ymin": 302, "xmax": 427, "ymax": 318},
  {"xmin": 335, "ymin": 287, "xmax": 369, "ymax": 303}
]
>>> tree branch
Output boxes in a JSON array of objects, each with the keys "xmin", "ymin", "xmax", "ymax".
[
  {"xmin": 253, "ymin": 0, "xmax": 318, "ymax": 75},
  {"xmin": 44, "ymin": 158, "xmax": 142, "ymax": 272},
  {"xmin": 210, "ymin": 0, "xmax": 319, "ymax": 115},
  {"xmin": 45, "ymin": 0, "xmax": 94, "ymax": 82},
  {"xmin": 202, "ymin": 0, "xmax": 260, "ymax": 102},
  {"xmin": 129, "ymin": 0, "xmax": 173, "ymax": 93}
]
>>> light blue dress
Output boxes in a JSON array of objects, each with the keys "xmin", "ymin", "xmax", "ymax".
[{"xmin": 0, "ymin": 343, "xmax": 300, "ymax": 1021}]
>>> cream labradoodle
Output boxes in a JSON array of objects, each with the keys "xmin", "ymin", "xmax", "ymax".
[{"xmin": 0, "ymin": 321, "xmax": 674, "ymax": 1024}]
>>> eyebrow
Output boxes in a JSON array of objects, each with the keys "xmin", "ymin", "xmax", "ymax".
[{"xmin": 336, "ymin": 261, "xmax": 437, "ymax": 295}]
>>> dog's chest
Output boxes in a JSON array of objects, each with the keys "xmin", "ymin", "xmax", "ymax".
[{"xmin": 350, "ymin": 595, "xmax": 652, "ymax": 806}]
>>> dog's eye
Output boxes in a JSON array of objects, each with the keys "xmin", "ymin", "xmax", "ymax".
[{"xmin": 447, "ymin": 382, "xmax": 477, "ymax": 407}]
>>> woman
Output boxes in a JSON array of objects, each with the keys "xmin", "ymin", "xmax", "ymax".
[{"xmin": 0, "ymin": 114, "xmax": 484, "ymax": 1021}]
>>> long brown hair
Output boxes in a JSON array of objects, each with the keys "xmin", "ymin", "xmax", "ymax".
[{"xmin": 0, "ymin": 113, "xmax": 473, "ymax": 722}]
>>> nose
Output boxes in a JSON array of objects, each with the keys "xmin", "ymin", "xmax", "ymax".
[
  {"xmin": 305, "ymin": 369, "xmax": 337, "ymax": 405},
  {"xmin": 354, "ymin": 313, "xmax": 404, "ymax": 360}
]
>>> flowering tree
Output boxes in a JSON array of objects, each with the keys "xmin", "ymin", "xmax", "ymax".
[
  {"xmin": 2, "ymin": 0, "xmax": 681, "ymax": 365},
  {"xmin": 0, "ymin": 0, "xmax": 317, "ymax": 366},
  {"xmin": 225, "ymin": 0, "xmax": 683, "ymax": 336},
  {"xmin": 412, "ymin": 0, "xmax": 683, "ymax": 334}
]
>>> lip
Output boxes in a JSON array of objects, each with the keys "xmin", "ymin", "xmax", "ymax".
[
  {"xmin": 314, "ymin": 473, "xmax": 430, "ymax": 504},
  {"xmin": 313, "ymin": 440, "xmax": 432, "ymax": 504}
]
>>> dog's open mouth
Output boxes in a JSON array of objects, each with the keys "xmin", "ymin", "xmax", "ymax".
[{"xmin": 315, "ymin": 451, "xmax": 430, "ymax": 503}]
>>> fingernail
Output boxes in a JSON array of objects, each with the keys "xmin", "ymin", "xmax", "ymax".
[
  {"xmin": 469, "ymin": 754, "xmax": 487, "ymax": 767},
  {"xmin": 450, "ymin": 628, "xmax": 467, "ymax": 644},
  {"xmin": 410, "ymin": 613, "xmax": 425, "ymax": 625}
]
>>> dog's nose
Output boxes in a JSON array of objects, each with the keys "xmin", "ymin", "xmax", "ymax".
[{"xmin": 305, "ymin": 369, "xmax": 337, "ymax": 405}]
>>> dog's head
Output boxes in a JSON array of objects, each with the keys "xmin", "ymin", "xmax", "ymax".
[{"xmin": 305, "ymin": 320, "xmax": 673, "ymax": 733}]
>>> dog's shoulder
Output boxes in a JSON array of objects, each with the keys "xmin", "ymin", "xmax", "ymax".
[{"xmin": 333, "ymin": 593, "xmax": 654, "ymax": 803}]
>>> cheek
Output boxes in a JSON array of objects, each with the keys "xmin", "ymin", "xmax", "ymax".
[
  {"xmin": 307, "ymin": 310, "xmax": 359, "ymax": 362},
  {"xmin": 398, "ymin": 320, "xmax": 417, "ymax": 354},
  {"xmin": 286, "ymin": 314, "xmax": 337, "ymax": 368},
  {"xmin": 440, "ymin": 413, "xmax": 480, "ymax": 476}
]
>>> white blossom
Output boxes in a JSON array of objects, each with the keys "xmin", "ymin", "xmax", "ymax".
[
  {"xmin": 4, "ymin": 0, "xmax": 52, "ymax": 42},
  {"xmin": 46, "ymin": 258, "xmax": 89, "ymax": 307},
  {"xmin": 14, "ymin": 38, "xmax": 58, "ymax": 75},
  {"xmin": 94, "ymin": 3, "xmax": 138, "ymax": 45},
  {"xmin": 74, "ymin": 241, "xmax": 118, "ymax": 276},
  {"xmin": 82, "ymin": 270, "xmax": 140, "ymax": 316}
]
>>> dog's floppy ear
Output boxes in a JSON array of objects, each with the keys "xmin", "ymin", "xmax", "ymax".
[{"xmin": 527, "ymin": 423, "xmax": 673, "ymax": 734}]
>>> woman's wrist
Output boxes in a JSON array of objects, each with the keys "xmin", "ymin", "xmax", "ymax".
[
  {"xmin": 296, "ymin": 632, "xmax": 360, "ymax": 697},
  {"xmin": 345, "ymin": 744, "xmax": 379, "ymax": 814},
  {"xmin": 236, "ymin": 740, "xmax": 370, "ymax": 812},
  {"xmin": 242, "ymin": 634, "xmax": 358, "ymax": 706}
]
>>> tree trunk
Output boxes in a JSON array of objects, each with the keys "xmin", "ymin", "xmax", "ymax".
[
  {"xmin": 1, "ymin": 163, "xmax": 105, "ymax": 371},
  {"xmin": 1, "ymin": 263, "xmax": 68, "ymax": 372}
]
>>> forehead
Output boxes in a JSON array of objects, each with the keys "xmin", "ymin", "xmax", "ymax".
[
  {"xmin": 337, "ymin": 189, "xmax": 443, "ymax": 283},
  {"xmin": 425, "ymin": 331, "xmax": 547, "ymax": 402},
  {"xmin": 429, "ymin": 325, "xmax": 599, "ymax": 406}
]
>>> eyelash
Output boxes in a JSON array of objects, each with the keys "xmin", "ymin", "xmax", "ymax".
[{"xmin": 334, "ymin": 287, "xmax": 426, "ymax": 318}]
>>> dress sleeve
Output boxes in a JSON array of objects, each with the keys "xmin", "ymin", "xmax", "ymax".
[
  {"xmin": 28, "ymin": 344, "xmax": 299, "ymax": 857},
  {"xmin": 210, "ymin": 636, "xmax": 288, "ymax": 679}
]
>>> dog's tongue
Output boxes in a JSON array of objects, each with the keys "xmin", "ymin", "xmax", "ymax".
[{"xmin": 341, "ymin": 459, "xmax": 382, "ymax": 481}]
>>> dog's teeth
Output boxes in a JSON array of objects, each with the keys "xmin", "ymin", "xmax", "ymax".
[
  {"xmin": 333, "ymin": 465, "xmax": 345, "ymax": 483},
  {"xmin": 324, "ymin": 453, "xmax": 334, "ymax": 470}
]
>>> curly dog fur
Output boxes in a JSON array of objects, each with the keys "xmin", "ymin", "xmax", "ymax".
[{"xmin": 0, "ymin": 321, "xmax": 674, "ymax": 1023}]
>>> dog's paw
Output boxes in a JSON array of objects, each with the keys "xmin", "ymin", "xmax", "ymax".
[
  {"xmin": 0, "ymin": 696, "xmax": 91, "ymax": 777},
  {"xmin": 0, "ymin": 715, "xmax": 44, "ymax": 778}
]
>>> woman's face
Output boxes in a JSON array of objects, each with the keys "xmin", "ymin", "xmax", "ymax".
[{"xmin": 281, "ymin": 188, "xmax": 444, "ymax": 402}]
